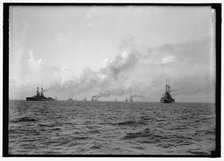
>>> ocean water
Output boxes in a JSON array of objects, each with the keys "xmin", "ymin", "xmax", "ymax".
[{"xmin": 8, "ymin": 100, "xmax": 216, "ymax": 155}]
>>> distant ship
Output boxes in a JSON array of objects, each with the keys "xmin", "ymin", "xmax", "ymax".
[
  {"xmin": 129, "ymin": 95, "xmax": 133, "ymax": 102},
  {"xmin": 125, "ymin": 97, "xmax": 128, "ymax": 102},
  {"xmin": 82, "ymin": 97, "xmax": 87, "ymax": 102},
  {"xmin": 26, "ymin": 86, "xmax": 55, "ymax": 101},
  {"xmin": 91, "ymin": 96, "xmax": 98, "ymax": 102},
  {"xmin": 67, "ymin": 97, "xmax": 74, "ymax": 101},
  {"xmin": 124, "ymin": 94, "xmax": 134, "ymax": 102},
  {"xmin": 160, "ymin": 84, "xmax": 175, "ymax": 103}
]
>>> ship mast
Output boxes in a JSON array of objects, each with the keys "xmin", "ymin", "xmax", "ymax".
[
  {"xmin": 165, "ymin": 79, "xmax": 171, "ymax": 94},
  {"xmin": 129, "ymin": 91, "xmax": 133, "ymax": 102},
  {"xmin": 36, "ymin": 83, "xmax": 40, "ymax": 96},
  {"xmin": 41, "ymin": 81, "xmax": 44, "ymax": 96},
  {"xmin": 160, "ymin": 79, "xmax": 175, "ymax": 103}
]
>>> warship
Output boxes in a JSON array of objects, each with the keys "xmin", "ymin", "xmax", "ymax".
[
  {"xmin": 26, "ymin": 85, "xmax": 55, "ymax": 101},
  {"xmin": 129, "ymin": 94, "xmax": 134, "ymax": 102},
  {"xmin": 124, "ymin": 94, "xmax": 134, "ymax": 102},
  {"xmin": 82, "ymin": 97, "xmax": 87, "ymax": 102},
  {"xmin": 91, "ymin": 96, "xmax": 98, "ymax": 102},
  {"xmin": 67, "ymin": 97, "xmax": 74, "ymax": 101},
  {"xmin": 67, "ymin": 95, "xmax": 74, "ymax": 101},
  {"xmin": 125, "ymin": 97, "xmax": 128, "ymax": 102},
  {"xmin": 160, "ymin": 83, "xmax": 175, "ymax": 103}
]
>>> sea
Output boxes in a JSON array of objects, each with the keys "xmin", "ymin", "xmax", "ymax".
[{"xmin": 8, "ymin": 100, "xmax": 216, "ymax": 155}]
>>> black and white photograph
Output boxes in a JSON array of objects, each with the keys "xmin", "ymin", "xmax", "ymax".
[{"xmin": 4, "ymin": 3, "xmax": 221, "ymax": 157}]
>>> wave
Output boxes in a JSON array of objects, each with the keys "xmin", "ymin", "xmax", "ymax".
[
  {"xmin": 90, "ymin": 144, "xmax": 101, "ymax": 150},
  {"xmin": 122, "ymin": 128, "xmax": 194, "ymax": 148},
  {"xmin": 132, "ymin": 146, "xmax": 146, "ymax": 150},
  {"xmin": 100, "ymin": 118, "xmax": 148, "ymax": 126},
  {"xmin": 123, "ymin": 128, "xmax": 153, "ymax": 140},
  {"xmin": 187, "ymin": 149, "xmax": 210, "ymax": 155},
  {"xmin": 9, "ymin": 101, "xmax": 215, "ymax": 155},
  {"xmin": 117, "ymin": 120, "xmax": 137, "ymax": 126},
  {"xmin": 38, "ymin": 123, "xmax": 59, "ymax": 128},
  {"xmin": 117, "ymin": 119, "xmax": 148, "ymax": 126},
  {"xmin": 90, "ymin": 141, "xmax": 101, "ymax": 150},
  {"xmin": 140, "ymin": 116, "xmax": 151, "ymax": 121},
  {"xmin": 11, "ymin": 116, "xmax": 37, "ymax": 123},
  {"xmin": 88, "ymin": 130, "xmax": 100, "ymax": 134},
  {"xmin": 73, "ymin": 136, "xmax": 90, "ymax": 140},
  {"xmin": 50, "ymin": 127, "xmax": 61, "ymax": 131}
]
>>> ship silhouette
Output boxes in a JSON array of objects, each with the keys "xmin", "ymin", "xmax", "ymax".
[
  {"xmin": 160, "ymin": 83, "xmax": 175, "ymax": 103},
  {"xmin": 82, "ymin": 97, "xmax": 87, "ymax": 102},
  {"xmin": 124, "ymin": 93, "xmax": 134, "ymax": 102},
  {"xmin": 26, "ymin": 85, "xmax": 55, "ymax": 101},
  {"xmin": 91, "ymin": 96, "xmax": 98, "ymax": 101},
  {"xmin": 67, "ymin": 97, "xmax": 74, "ymax": 101},
  {"xmin": 129, "ymin": 94, "xmax": 134, "ymax": 102}
]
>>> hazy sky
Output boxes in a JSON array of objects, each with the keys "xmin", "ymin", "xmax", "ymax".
[{"xmin": 9, "ymin": 6, "xmax": 216, "ymax": 102}]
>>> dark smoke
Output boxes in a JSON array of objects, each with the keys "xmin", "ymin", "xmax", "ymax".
[
  {"xmin": 100, "ymin": 50, "xmax": 140, "ymax": 80},
  {"xmin": 96, "ymin": 90, "xmax": 111, "ymax": 98},
  {"xmin": 45, "ymin": 37, "xmax": 215, "ymax": 102},
  {"xmin": 131, "ymin": 94, "xmax": 145, "ymax": 99}
]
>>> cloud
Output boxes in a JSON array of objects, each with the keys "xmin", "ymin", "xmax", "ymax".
[
  {"xmin": 47, "ymin": 37, "xmax": 214, "ymax": 102},
  {"xmin": 10, "ymin": 36, "xmax": 215, "ymax": 102},
  {"xmin": 55, "ymin": 33, "xmax": 66, "ymax": 44},
  {"xmin": 10, "ymin": 50, "xmax": 76, "ymax": 99},
  {"xmin": 160, "ymin": 55, "xmax": 176, "ymax": 64},
  {"xmin": 100, "ymin": 50, "xmax": 140, "ymax": 80},
  {"xmin": 28, "ymin": 50, "xmax": 46, "ymax": 70}
]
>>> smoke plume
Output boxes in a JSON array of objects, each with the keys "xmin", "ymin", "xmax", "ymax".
[{"xmin": 30, "ymin": 36, "xmax": 215, "ymax": 102}]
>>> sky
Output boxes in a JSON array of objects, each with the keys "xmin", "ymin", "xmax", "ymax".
[{"xmin": 9, "ymin": 6, "xmax": 216, "ymax": 102}]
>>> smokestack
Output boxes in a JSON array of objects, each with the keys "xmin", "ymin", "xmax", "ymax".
[
  {"xmin": 168, "ymin": 85, "xmax": 170, "ymax": 93},
  {"xmin": 91, "ymin": 96, "xmax": 98, "ymax": 101},
  {"xmin": 41, "ymin": 81, "xmax": 44, "ymax": 96}
]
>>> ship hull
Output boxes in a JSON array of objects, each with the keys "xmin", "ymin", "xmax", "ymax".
[
  {"xmin": 160, "ymin": 98, "xmax": 175, "ymax": 103},
  {"xmin": 26, "ymin": 97, "xmax": 55, "ymax": 101}
]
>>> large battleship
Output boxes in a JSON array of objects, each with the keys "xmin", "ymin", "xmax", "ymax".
[
  {"xmin": 26, "ymin": 86, "xmax": 55, "ymax": 101},
  {"xmin": 160, "ymin": 84, "xmax": 175, "ymax": 103}
]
